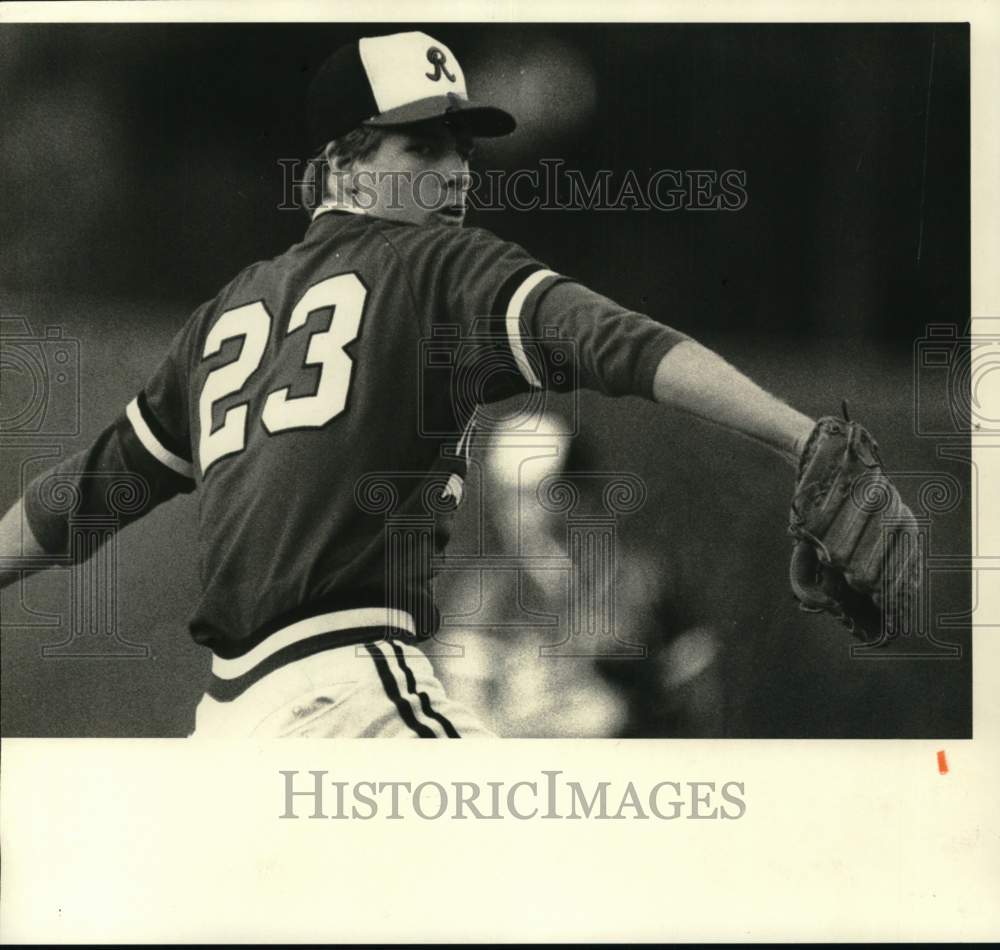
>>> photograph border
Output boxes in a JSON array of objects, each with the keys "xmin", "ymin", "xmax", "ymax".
[{"xmin": 0, "ymin": 0, "xmax": 997, "ymax": 943}]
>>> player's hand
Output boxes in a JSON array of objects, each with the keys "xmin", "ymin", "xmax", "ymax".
[{"xmin": 787, "ymin": 410, "xmax": 921, "ymax": 643}]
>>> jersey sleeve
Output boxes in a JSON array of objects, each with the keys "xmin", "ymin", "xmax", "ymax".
[
  {"xmin": 527, "ymin": 280, "xmax": 690, "ymax": 398},
  {"xmin": 399, "ymin": 225, "xmax": 689, "ymax": 399},
  {"xmin": 23, "ymin": 318, "xmax": 198, "ymax": 555}
]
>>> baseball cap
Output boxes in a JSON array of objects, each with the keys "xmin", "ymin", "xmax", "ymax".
[{"xmin": 306, "ymin": 31, "xmax": 516, "ymax": 150}]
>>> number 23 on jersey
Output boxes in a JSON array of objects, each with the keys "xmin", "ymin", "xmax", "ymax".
[{"xmin": 197, "ymin": 272, "xmax": 367, "ymax": 474}]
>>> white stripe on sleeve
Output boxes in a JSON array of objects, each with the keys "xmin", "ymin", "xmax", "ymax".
[
  {"xmin": 505, "ymin": 269, "xmax": 558, "ymax": 389},
  {"xmin": 125, "ymin": 397, "xmax": 194, "ymax": 479}
]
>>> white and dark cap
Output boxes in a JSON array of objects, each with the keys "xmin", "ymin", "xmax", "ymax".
[{"xmin": 307, "ymin": 31, "xmax": 516, "ymax": 150}]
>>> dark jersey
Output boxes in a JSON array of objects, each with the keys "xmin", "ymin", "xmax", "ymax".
[{"xmin": 25, "ymin": 208, "xmax": 686, "ymax": 656}]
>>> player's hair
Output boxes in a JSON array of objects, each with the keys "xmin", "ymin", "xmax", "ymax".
[{"xmin": 300, "ymin": 125, "xmax": 386, "ymax": 218}]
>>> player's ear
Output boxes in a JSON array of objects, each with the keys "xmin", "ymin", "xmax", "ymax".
[
  {"xmin": 323, "ymin": 141, "xmax": 337, "ymax": 165},
  {"xmin": 324, "ymin": 141, "xmax": 354, "ymax": 172},
  {"xmin": 321, "ymin": 142, "xmax": 354, "ymax": 204}
]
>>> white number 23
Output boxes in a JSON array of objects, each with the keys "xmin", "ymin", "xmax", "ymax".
[{"xmin": 198, "ymin": 272, "xmax": 366, "ymax": 474}]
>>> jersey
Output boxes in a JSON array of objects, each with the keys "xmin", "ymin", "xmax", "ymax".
[{"xmin": 24, "ymin": 207, "xmax": 688, "ymax": 659}]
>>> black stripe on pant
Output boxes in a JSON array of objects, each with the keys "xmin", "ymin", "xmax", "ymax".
[
  {"xmin": 365, "ymin": 643, "xmax": 437, "ymax": 738},
  {"xmin": 388, "ymin": 641, "xmax": 461, "ymax": 738}
]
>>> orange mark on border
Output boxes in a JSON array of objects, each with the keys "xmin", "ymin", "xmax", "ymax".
[{"xmin": 937, "ymin": 750, "xmax": 949, "ymax": 774}]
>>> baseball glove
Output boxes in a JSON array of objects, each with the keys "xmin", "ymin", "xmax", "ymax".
[{"xmin": 788, "ymin": 408, "xmax": 920, "ymax": 643}]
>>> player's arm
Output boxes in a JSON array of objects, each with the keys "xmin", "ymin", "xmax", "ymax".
[
  {"xmin": 0, "ymin": 499, "xmax": 46, "ymax": 587},
  {"xmin": 0, "ymin": 324, "xmax": 198, "ymax": 593},
  {"xmin": 412, "ymin": 227, "xmax": 812, "ymax": 461}
]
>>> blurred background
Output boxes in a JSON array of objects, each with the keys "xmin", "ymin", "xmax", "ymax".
[{"xmin": 0, "ymin": 23, "xmax": 970, "ymax": 737}]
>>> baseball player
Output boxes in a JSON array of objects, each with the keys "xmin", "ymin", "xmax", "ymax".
[{"xmin": 0, "ymin": 31, "xmax": 919, "ymax": 737}]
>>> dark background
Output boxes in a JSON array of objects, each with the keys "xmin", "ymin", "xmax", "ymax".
[{"xmin": 0, "ymin": 23, "xmax": 971, "ymax": 736}]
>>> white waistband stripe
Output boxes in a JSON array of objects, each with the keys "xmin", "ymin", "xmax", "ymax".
[
  {"xmin": 126, "ymin": 398, "xmax": 194, "ymax": 479},
  {"xmin": 506, "ymin": 269, "xmax": 557, "ymax": 389},
  {"xmin": 211, "ymin": 607, "xmax": 417, "ymax": 680}
]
